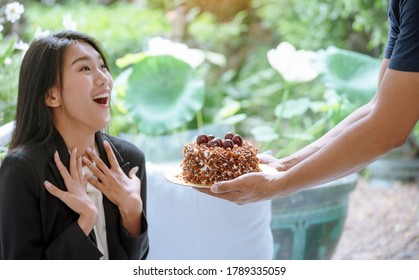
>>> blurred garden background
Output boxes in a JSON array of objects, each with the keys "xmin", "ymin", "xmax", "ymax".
[
  {"xmin": 1, "ymin": 0, "xmax": 391, "ymax": 160},
  {"xmin": 1, "ymin": 0, "xmax": 419, "ymax": 260}
]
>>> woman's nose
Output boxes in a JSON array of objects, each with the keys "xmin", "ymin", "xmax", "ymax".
[{"xmin": 95, "ymin": 69, "xmax": 110, "ymax": 87}]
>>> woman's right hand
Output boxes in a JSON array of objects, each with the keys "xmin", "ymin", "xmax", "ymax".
[{"xmin": 44, "ymin": 148, "xmax": 98, "ymax": 235}]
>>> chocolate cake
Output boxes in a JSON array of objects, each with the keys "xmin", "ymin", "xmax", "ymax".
[{"xmin": 180, "ymin": 132, "xmax": 262, "ymax": 185}]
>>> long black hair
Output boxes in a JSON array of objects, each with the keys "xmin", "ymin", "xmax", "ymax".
[{"xmin": 9, "ymin": 30, "xmax": 110, "ymax": 150}]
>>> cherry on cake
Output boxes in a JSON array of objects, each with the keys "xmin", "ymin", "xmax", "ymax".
[{"xmin": 180, "ymin": 132, "xmax": 262, "ymax": 185}]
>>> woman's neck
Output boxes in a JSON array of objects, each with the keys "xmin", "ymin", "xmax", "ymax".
[{"xmin": 55, "ymin": 124, "xmax": 97, "ymax": 158}]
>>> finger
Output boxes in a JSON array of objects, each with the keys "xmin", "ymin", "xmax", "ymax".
[
  {"xmin": 193, "ymin": 187, "xmax": 238, "ymax": 202},
  {"xmin": 257, "ymin": 153, "xmax": 276, "ymax": 164},
  {"xmin": 194, "ymin": 187, "xmax": 218, "ymax": 195},
  {"xmin": 210, "ymin": 179, "xmax": 236, "ymax": 194},
  {"xmin": 257, "ymin": 154, "xmax": 286, "ymax": 171},
  {"xmin": 77, "ymin": 155, "xmax": 83, "ymax": 179},
  {"xmin": 82, "ymin": 155, "xmax": 105, "ymax": 182},
  {"xmin": 88, "ymin": 176, "xmax": 103, "ymax": 191},
  {"xmin": 53, "ymin": 151, "xmax": 72, "ymax": 186},
  {"xmin": 85, "ymin": 147, "xmax": 111, "ymax": 177},
  {"xmin": 128, "ymin": 166, "xmax": 139, "ymax": 179},
  {"xmin": 82, "ymin": 173, "xmax": 92, "ymax": 192},
  {"xmin": 82, "ymin": 155, "xmax": 94, "ymax": 168},
  {"xmin": 103, "ymin": 140, "xmax": 119, "ymax": 170},
  {"xmin": 44, "ymin": 180, "xmax": 66, "ymax": 200},
  {"xmin": 69, "ymin": 147, "xmax": 79, "ymax": 181}
]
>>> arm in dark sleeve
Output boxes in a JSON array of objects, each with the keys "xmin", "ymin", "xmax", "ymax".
[
  {"xmin": 386, "ymin": 0, "xmax": 419, "ymax": 71},
  {"xmin": 384, "ymin": 4, "xmax": 399, "ymax": 59},
  {"xmin": 0, "ymin": 153, "xmax": 102, "ymax": 260},
  {"xmin": 118, "ymin": 143, "xmax": 149, "ymax": 260},
  {"xmin": 45, "ymin": 222, "xmax": 102, "ymax": 259},
  {"xmin": 0, "ymin": 154, "xmax": 46, "ymax": 259}
]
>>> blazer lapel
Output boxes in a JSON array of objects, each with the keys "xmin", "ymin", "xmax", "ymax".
[{"xmin": 47, "ymin": 129, "xmax": 71, "ymax": 191}]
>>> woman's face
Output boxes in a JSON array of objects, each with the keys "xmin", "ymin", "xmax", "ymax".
[{"xmin": 49, "ymin": 41, "xmax": 113, "ymax": 134}]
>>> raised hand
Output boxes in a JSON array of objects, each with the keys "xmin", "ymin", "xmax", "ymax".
[
  {"xmin": 44, "ymin": 148, "xmax": 98, "ymax": 235},
  {"xmin": 83, "ymin": 140, "xmax": 143, "ymax": 236}
]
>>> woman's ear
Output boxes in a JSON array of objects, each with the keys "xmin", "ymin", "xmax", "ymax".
[{"xmin": 45, "ymin": 87, "xmax": 61, "ymax": 108}]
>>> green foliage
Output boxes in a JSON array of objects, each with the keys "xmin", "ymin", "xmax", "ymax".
[
  {"xmin": 242, "ymin": 46, "xmax": 382, "ymax": 157},
  {"xmin": 23, "ymin": 2, "xmax": 170, "ymax": 75},
  {"xmin": 0, "ymin": 35, "xmax": 15, "ymax": 65},
  {"xmin": 119, "ymin": 55, "xmax": 205, "ymax": 136},
  {"xmin": 189, "ymin": 10, "xmax": 249, "ymax": 52},
  {"xmin": 0, "ymin": 43, "xmax": 21, "ymax": 126},
  {"xmin": 0, "ymin": 3, "xmax": 23, "ymax": 127},
  {"xmin": 254, "ymin": 0, "xmax": 388, "ymax": 54},
  {"xmin": 342, "ymin": 0, "xmax": 389, "ymax": 51},
  {"xmin": 319, "ymin": 46, "xmax": 381, "ymax": 105},
  {"xmin": 0, "ymin": 0, "xmax": 391, "ymax": 153},
  {"xmin": 182, "ymin": 0, "xmax": 388, "ymax": 158}
]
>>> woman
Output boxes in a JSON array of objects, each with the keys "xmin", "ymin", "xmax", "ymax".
[{"xmin": 0, "ymin": 31, "xmax": 149, "ymax": 259}]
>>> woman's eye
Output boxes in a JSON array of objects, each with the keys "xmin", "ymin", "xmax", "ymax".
[
  {"xmin": 81, "ymin": 66, "xmax": 90, "ymax": 71},
  {"xmin": 101, "ymin": 64, "xmax": 108, "ymax": 70}
]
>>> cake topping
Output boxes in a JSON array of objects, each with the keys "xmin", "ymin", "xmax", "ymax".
[
  {"xmin": 181, "ymin": 132, "xmax": 261, "ymax": 185},
  {"xmin": 196, "ymin": 133, "xmax": 243, "ymax": 148},
  {"xmin": 232, "ymin": 134, "xmax": 243, "ymax": 146},
  {"xmin": 224, "ymin": 132, "xmax": 234, "ymax": 140},
  {"xmin": 222, "ymin": 139, "xmax": 234, "ymax": 149},
  {"xmin": 208, "ymin": 138, "xmax": 223, "ymax": 147},
  {"xmin": 196, "ymin": 134, "xmax": 209, "ymax": 145}
]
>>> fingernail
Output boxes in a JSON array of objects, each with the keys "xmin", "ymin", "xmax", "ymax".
[
  {"xmin": 86, "ymin": 146, "xmax": 92, "ymax": 153},
  {"xmin": 44, "ymin": 181, "xmax": 51, "ymax": 188},
  {"xmin": 210, "ymin": 184, "xmax": 218, "ymax": 192}
]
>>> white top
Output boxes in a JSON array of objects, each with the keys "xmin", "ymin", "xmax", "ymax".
[{"xmin": 82, "ymin": 159, "xmax": 109, "ymax": 260}]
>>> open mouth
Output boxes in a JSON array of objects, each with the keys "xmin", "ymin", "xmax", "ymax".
[{"xmin": 92, "ymin": 93, "xmax": 109, "ymax": 105}]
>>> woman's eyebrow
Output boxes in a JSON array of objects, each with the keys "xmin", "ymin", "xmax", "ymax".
[{"xmin": 71, "ymin": 54, "xmax": 102, "ymax": 66}]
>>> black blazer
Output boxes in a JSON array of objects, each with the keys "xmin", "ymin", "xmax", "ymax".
[{"xmin": 0, "ymin": 130, "xmax": 149, "ymax": 260}]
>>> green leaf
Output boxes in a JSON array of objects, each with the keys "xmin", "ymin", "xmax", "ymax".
[
  {"xmin": 320, "ymin": 46, "xmax": 381, "ymax": 105},
  {"xmin": 222, "ymin": 113, "xmax": 247, "ymax": 125},
  {"xmin": 251, "ymin": 126, "xmax": 279, "ymax": 142},
  {"xmin": 125, "ymin": 55, "xmax": 205, "ymax": 135},
  {"xmin": 217, "ymin": 100, "xmax": 241, "ymax": 119},
  {"xmin": 115, "ymin": 52, "xmax": 147, "ymax": 69},
  {"xmin": 274, "ymin": 97, "xmax": 311, "ymax": 119}
]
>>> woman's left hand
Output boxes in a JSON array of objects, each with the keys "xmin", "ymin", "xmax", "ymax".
[{"xmin": 83, "ymin": 140, "xmax": 143, "ymax": 235}]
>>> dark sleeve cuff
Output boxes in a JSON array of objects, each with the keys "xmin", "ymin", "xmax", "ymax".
[
  {"xmin": 120, "ymin": 212, "xmax": 149, "ymax": 260},
  {"xmin": 45, "ymin": 222, "xmax": 103, "ymax": 260}
]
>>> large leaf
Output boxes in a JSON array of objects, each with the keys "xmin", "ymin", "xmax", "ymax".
[
  {"xmin": 275, "ymin": 97, "xmax": 311, "ymax": 119},
  {"xmin": 125, "ymin": 55, "xmax": 205, "ymax": 135},
  {"xmin": 320, "ymin": 46, "xmax": 381, "ymax": 106}
]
